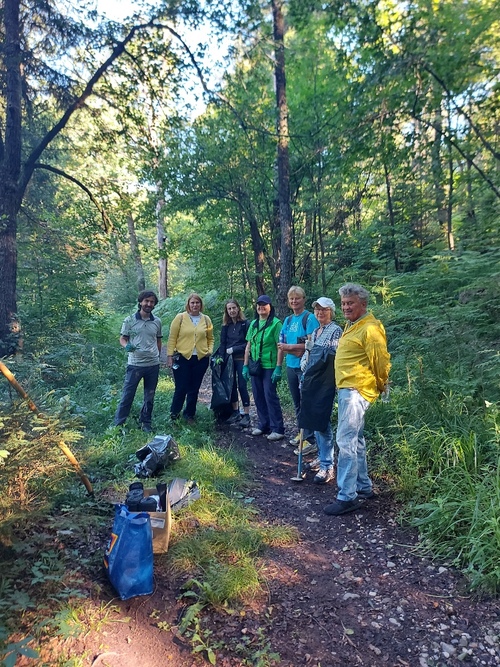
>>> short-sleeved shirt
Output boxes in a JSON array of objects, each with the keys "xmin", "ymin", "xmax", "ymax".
[
  {"xmin": 279, "ymin": 311, "xmax": 319, "ymax": 368},
  {"xmin": 121, "ymin": 311, "xmax": 162, "ymax": 367},
  {"xmin": 246, "ymin": 317, "xmax": 282, "ymax": 369}
]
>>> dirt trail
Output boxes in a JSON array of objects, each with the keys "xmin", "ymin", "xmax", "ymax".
[{"xmin": 65, "ymin": 393, "xmax": 499, "ymax": 667}]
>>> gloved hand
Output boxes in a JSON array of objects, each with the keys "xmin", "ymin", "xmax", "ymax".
[
  {"xmin": 271, "ymin": 366, "xmax": 282, "ymax": 384},
  {"xmin": 125, "ymin": 342, "xmax": 137, "ymax": 352},
  {"xmin": 213, "ymin": 356, "xmax": 223, "ymax": 365},
  {"xmin": 300, "ymin": 352, "xmax": 309, "ymax": 373},
  {"xmin": 226, "ymin": 347, "xmax": 233, "ymax": 355},
  {"xmin": 242, "ymin": 365, "xmax": 250, "ymax": 382},
  {"xmin": 304, "ymin": 338, "xmax": 314, "ymax": 351}
]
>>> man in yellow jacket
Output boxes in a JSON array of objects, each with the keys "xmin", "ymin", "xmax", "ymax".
[{"xmin": 324, "ymin": 283, "xmax": 391, "ymax": 516}]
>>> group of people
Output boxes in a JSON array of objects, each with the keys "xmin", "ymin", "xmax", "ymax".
[{"xmin": 114, "ymin": 283, "xmax": 391, "ymax": 516}]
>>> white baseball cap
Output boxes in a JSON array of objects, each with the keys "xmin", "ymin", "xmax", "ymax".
[{"xmin": 312, "ymin": 297, "xmax": 335, "ymax": 313}]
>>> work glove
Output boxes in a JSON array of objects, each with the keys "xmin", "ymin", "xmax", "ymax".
[
  {"xmin": 304, "ymin": 338, "xmax": 314, "ymax": 351},
  {"xmin": 271, "ymin": 366, "xmax": 282, "ymax": 384},
  {"xmin": 242, "ymin": 365, "xmax": 250, "ymax": 382},
  {"xmin": 212, "ymin": 356, "xmax": 223, "ymax": 365},
  {"xmin": 125, "ymin": 342, "xmax": 137, "ymax": 352},
  {"xmin": 300, "ymin": 352, "xmax": 309, "ymax": 373},
  {"xmin": 226, "ymin": 347, "xmax": 233, "ymax": 355}
]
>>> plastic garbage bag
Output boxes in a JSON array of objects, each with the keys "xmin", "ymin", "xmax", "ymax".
[
  {"xmin": 210, "ymin": 347, "xmax": 234, "ymax": 411},
  {"xmin": 167, "ymin": 478, "xmax": 201, "ymax": 511},
  {"xmin": 104, "ymin": 504, "xmax": 153, "ymax": 600},
  {"xmin": 134, "ymin": 435, "xmax": 180, "ymax": 478}
]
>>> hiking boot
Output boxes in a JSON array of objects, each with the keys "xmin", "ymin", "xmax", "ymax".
[
  {"xmin": 289, "ymin": 433, "xmax": 301, "ymax": 445},
  {"xmin": 239, "ymin": 414, "xmax": 251, "ymax": 428},
  {"xmin": 313, "ymin": 467, "xmax": 334, "ymax": 484},
  {"xmin": 303, "ymin": 457, "xmax": 320, "ymax": 473},
  {"xmin": 357, "ymin": 488, "xmax": 377, "ymax": 499},
  {"xmin": 225, "ymin": 411, "xmax": 241, "ymax": 425},
  {"xmin": 324, "ymin": 498, "xmax": 361, "ymax": 516},
  {"xmin": 294, "ymin": 441, "xmax": 318, "ymax": 456},
  {"xmin": 267, "ymin": 432, "xmax": 284, "ymax": 442}
]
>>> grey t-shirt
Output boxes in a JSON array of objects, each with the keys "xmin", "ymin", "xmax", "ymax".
[{"xmin": 121, "ymin": 312, "xmax": 162, "ymax": 367}]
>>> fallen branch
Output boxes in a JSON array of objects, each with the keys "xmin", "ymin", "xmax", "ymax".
[{"xmin": 0, "ymin": 360, "xmax": 94, "ymax": 495}]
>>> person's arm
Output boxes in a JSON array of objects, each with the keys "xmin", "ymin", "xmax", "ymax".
[
  {"xmin": 119, "ymin": 335, "xmax": 129, "ymax": 349},
  {"xmin": 166, "ymin": 314, "xmax": 182, "ymax": 367},
  {"xmin": 205, "ymin": 316, "xmax": 214, "ymax": 355},
  {"xmin": 366, "ymin": 326, "xmax": 391, "ymax": 393}
]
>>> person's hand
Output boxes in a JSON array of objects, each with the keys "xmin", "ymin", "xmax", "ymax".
[
  {"xmin": 304, "ymin": 339, "xmax": 314, "ymax": 351},
  {"xmin": 213, "ymin": 356, "xmax": 223, "ymax": 365},
  {"xmin": 381, "ymin": 384, "xmax": 391, "ymax": 403},
  {"xmin": 242, "ymin": 365, "xmax": 250, "ymax": 382},
  {"xmin": 125, "ymin": 342, "xmax": 137, "ymax": 352},
  {"xmin": 226, "ymin": 347, "xmax": 233, "ymax": 355},
  {"xmin": 271, "ymin": 366, "xmax": 282, "ymax": 384},
  {"xmin": 300, "ymin": 352, "xmax": 309, "ymax": 373}
]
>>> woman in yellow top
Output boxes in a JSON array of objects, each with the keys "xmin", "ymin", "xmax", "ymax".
[{"xmin": 167, "ymin": 293, "xmax": 214, "ymax": 421}]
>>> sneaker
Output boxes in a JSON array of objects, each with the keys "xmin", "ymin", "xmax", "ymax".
[
  {"xmin": 267, "ymin": 432, "xmax": 284, "ymax": 442},
  {"xmin": 294, "ymin": 441, "xmax": 318, "ymax": 456},
  {"xmin": 313, "ymin": 467, "xmax": 334, "ymax": 484},
  {"xmin": 225, "ymin": 411, "xmax": 241, "ymax": 425},
  {"xmin": 357, "ymin": 488, "xmax": 376, "ymax": 499},
  {"xmin": 251, "ymin": 428, "xmax": 264, "ymax": 436},
  {"xmin": 303, "ymin": 457, "xmax": 320, "ymax": 473},
  {"xmin": 324, "ymin": 498, "xmax": 361, "ymax": 516},
  {"xmin": 239, "ymin": 414, "xmax": 251, "ymax": 428},
  {"xmin": 289, "ymin": 433, "xmax": 301, "ymax": 445}
]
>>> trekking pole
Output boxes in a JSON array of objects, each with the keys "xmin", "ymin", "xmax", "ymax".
[
  {"xmin": 291, "ymin": 428, "xmax": 305, "ymax": 482},
  {"xmin": 0, "ymin": 360, "xmax": 94, "ymax": 496}
]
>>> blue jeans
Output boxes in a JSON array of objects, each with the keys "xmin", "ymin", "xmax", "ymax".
[
  {"xmin": 171, "ymin": 354, "xmax": 210, "ymax": 419},
  {"xmin": 315, "ymin": 422, "xmax": 334, "ymax": 470},
  {"xmin": 286, "ymin": 366, "xmax": 315, "ymax": 442},
  {"xmin": 231, "ymin": 358, "xmax": 250, "ymax": 407},
  {"xmin": 251, "ymin": 369, "xmax": 284, "ymax": 434},
  {"xmin": 336, "ymin": 388, "xmax": 372, "ymax": 501},
  {"xmin": 114, "ymin": 364, "xmax": 160, "ymax": 427}
]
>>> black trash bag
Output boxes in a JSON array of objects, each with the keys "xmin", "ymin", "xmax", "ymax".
[
  {"xmin": 210, "ymin": 347, "xmax": 234, "ymax": 422},
  {"xmin": 167, "ymin": 478, "xmax": 201, "ymax": 511},
  {"xmin": 134, "ymin": 435, "xmax": 180, "ymax": 478}
]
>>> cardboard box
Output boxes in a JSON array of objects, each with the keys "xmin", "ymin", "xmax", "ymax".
[{"xmin": 139, "ymin": 488, "xmax": 172, "ymax": 554}]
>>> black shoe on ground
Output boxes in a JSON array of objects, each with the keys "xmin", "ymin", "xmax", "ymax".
[
  {"xmin": 226, "ymin": 411, "xmax": 241, "ymax": 425},
  {"xmin": 239, "ymin": 414, "xmax": 251, "ymax": 428},
  {"xmin": 141, "ymin": 423, "xmax": 152, "ymax": 433},
  {"xmin": 324, "ymin": 498, "xmax": 361, "ymax": 516},
  {"xmin": 357, "ymin": 488, "xmax": 376, "ymax": 499}
]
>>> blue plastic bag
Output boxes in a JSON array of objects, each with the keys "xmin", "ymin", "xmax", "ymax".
[{"xmin": 104, "ymin": 504, "xmax": 154, "ymax": 600}]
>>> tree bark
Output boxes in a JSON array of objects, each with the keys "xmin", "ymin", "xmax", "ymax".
[
  {"xmin": 126, "ymin": 214, "xmax": 146, "ymax": 292},
  {"xmin": 0, "ymin": 0, "xmax": 23, "ymax": 353},
  {"xmin": 272, "ymin": 0, "xmax": 292, "ymax": 319}
]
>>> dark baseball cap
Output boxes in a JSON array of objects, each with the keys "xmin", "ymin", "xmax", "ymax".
[{"xmin": 256, "ymin": 295, "xmax": 272, "ymax": 305}]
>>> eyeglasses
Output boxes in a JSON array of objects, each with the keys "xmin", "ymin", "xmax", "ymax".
[{"xmin": 314, "ymin": 307, "xmax": 329, "ymax": 312}]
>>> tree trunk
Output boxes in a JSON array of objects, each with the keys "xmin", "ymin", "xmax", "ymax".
[
  {"xmin": 126, "ymin": 214, "xmax": 146, "ymax": 292},
  {"xmin": 156, "ymin": 193, "xmax": 168, "ymax": 299},
  {"xmin": 0, "ymin": 0, "xmax": 23, "ymax": 354},
  {"xmin": 383, "ymin": 162, "xmax": 401, "ymax": 271},
  {"xmin": 271, "ymin": 0, "xmax": 292, "ymax": 319}
]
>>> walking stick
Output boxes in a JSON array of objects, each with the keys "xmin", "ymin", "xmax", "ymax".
[
  {"xmin": 0, "ymin": 360, "xmax": 94, "ymax": 495},
  {"xmin": 291, "ymin": 428, "xmax": 305, "ymax": 482}
]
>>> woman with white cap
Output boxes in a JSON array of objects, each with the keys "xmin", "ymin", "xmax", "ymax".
[{"xmin": 299, "ymin": 297, "xmax": 342, "ymax": 483}]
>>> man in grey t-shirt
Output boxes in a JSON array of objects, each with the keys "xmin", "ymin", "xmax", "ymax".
[{"xmin": 114, "ymin": 291, "xmax": 162, "ymax": 432}]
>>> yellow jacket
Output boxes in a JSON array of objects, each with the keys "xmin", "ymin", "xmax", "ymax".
[
  {"xmin": 167, "ymin": 312, "xmax": 214, "ymax": 360},
  {"xmin": 335, "ymin": 313, "xmax": 390, "ymax": 402}
]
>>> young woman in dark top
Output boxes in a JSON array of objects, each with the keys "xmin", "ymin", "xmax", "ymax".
[{"xmin": 220, "ymin": 299, "xmax": 251, "ymax": 426}]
